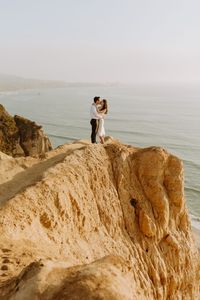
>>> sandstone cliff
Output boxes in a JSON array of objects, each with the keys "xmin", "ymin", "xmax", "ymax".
[
  {"xmin": 0, "ymin": 104, "xmax": 52, "ymax": 157},
  {"xmin": 0, "ymin": 139, "xmax": 199, "ymax": 299}
]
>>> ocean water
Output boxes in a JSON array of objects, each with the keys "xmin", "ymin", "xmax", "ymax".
[{"xmin": 0, "ymin": 85, "xmax": 199, "ymax": 228}]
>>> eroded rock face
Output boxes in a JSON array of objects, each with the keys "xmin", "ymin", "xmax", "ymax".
[
  {"xmin": 0, "ymin": 104, "xmax": 52, "ymax": 157},
  {"xmin": 0, "ymin": 256, "xmax": 137, "ymax": 300},
  {"xmin": 0, "ymin": 140, "xmax": 199, "ymax": 299},
  {"xmin": 0, "ymin": 104, "xmax": 22, "ymax": 156},
  {"xmin": 14, "ymin": 115, "xmax": 52, "ymax": 156}
]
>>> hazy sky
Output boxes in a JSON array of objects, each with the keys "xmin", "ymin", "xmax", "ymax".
[{"xmin": 1, "ymin": 0, "xmax": 200, "ymax": 83}]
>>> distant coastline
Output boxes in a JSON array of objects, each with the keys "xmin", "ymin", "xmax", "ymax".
[
  {"xmin": 0, "ymin": 74, "xmax": 66, "ymax": 91},
  {"xmin": 0, "ymin": 73, "xmax": 121, "ymax": 92}
]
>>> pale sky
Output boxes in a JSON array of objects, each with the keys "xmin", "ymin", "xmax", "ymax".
[{"xmin": 0, "ymin": 0, "xmax": 200, "ymax": 83}]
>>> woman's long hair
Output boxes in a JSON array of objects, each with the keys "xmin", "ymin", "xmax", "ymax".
[{"xmin": 100, "ymin": 99, "xmax": 108, "ymax": 114}]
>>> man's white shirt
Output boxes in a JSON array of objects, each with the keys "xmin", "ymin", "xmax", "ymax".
[{"xmin": 90, "ymin": 104, "xmax": 102, "ymax": 119}]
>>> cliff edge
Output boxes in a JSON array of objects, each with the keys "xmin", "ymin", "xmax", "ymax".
[
  {"xmin": 0, "ymin": 104, "xmax": 52, "ymax": 157},
  {"xmin": 0, "ymin": 139, "xmax": 199, "ymax": 299}
]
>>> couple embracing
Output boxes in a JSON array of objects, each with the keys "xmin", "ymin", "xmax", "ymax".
[{"xmin": 90, "ymin": 96, "xmax": 108, "ymax": 144}]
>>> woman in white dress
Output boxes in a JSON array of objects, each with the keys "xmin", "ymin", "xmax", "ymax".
[{"xmin": 97, "ymin": 99, "xmax": 108, "ymax": 144}]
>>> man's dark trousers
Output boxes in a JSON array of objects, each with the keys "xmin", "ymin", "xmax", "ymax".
[{"xmin": 90, "ymin": 119, "xmax": 98, "ymax": 143}]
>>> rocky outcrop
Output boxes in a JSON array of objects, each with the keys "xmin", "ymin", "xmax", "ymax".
[
  {"xmin": 14, "ymin": 115, "xmax": 52, "ymax": 156},
  {"xmin": 0, "ymin": 104, "xmax": 52, "ymax": 157},
  {"xmin": 0, "ymin": 140, "xmax": 199, "ymax": 299},
  {"xmin": 0, "ymin": 104, "xmax": 22, "ymax": 156}
]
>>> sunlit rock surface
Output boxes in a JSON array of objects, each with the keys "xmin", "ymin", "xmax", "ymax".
[{"xmin": 0, "ymin": 139, "xmax": 199, "ymax": 299}]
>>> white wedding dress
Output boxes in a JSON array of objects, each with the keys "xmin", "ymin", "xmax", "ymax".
[{"xmin": 98, "ymin": 118, "xmax": 105, "ymax": 137}]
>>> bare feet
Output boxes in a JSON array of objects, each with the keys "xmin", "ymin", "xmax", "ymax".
[{"xmin": 99, "ymin": 136, "xmax": 105, "ymax": 144}]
